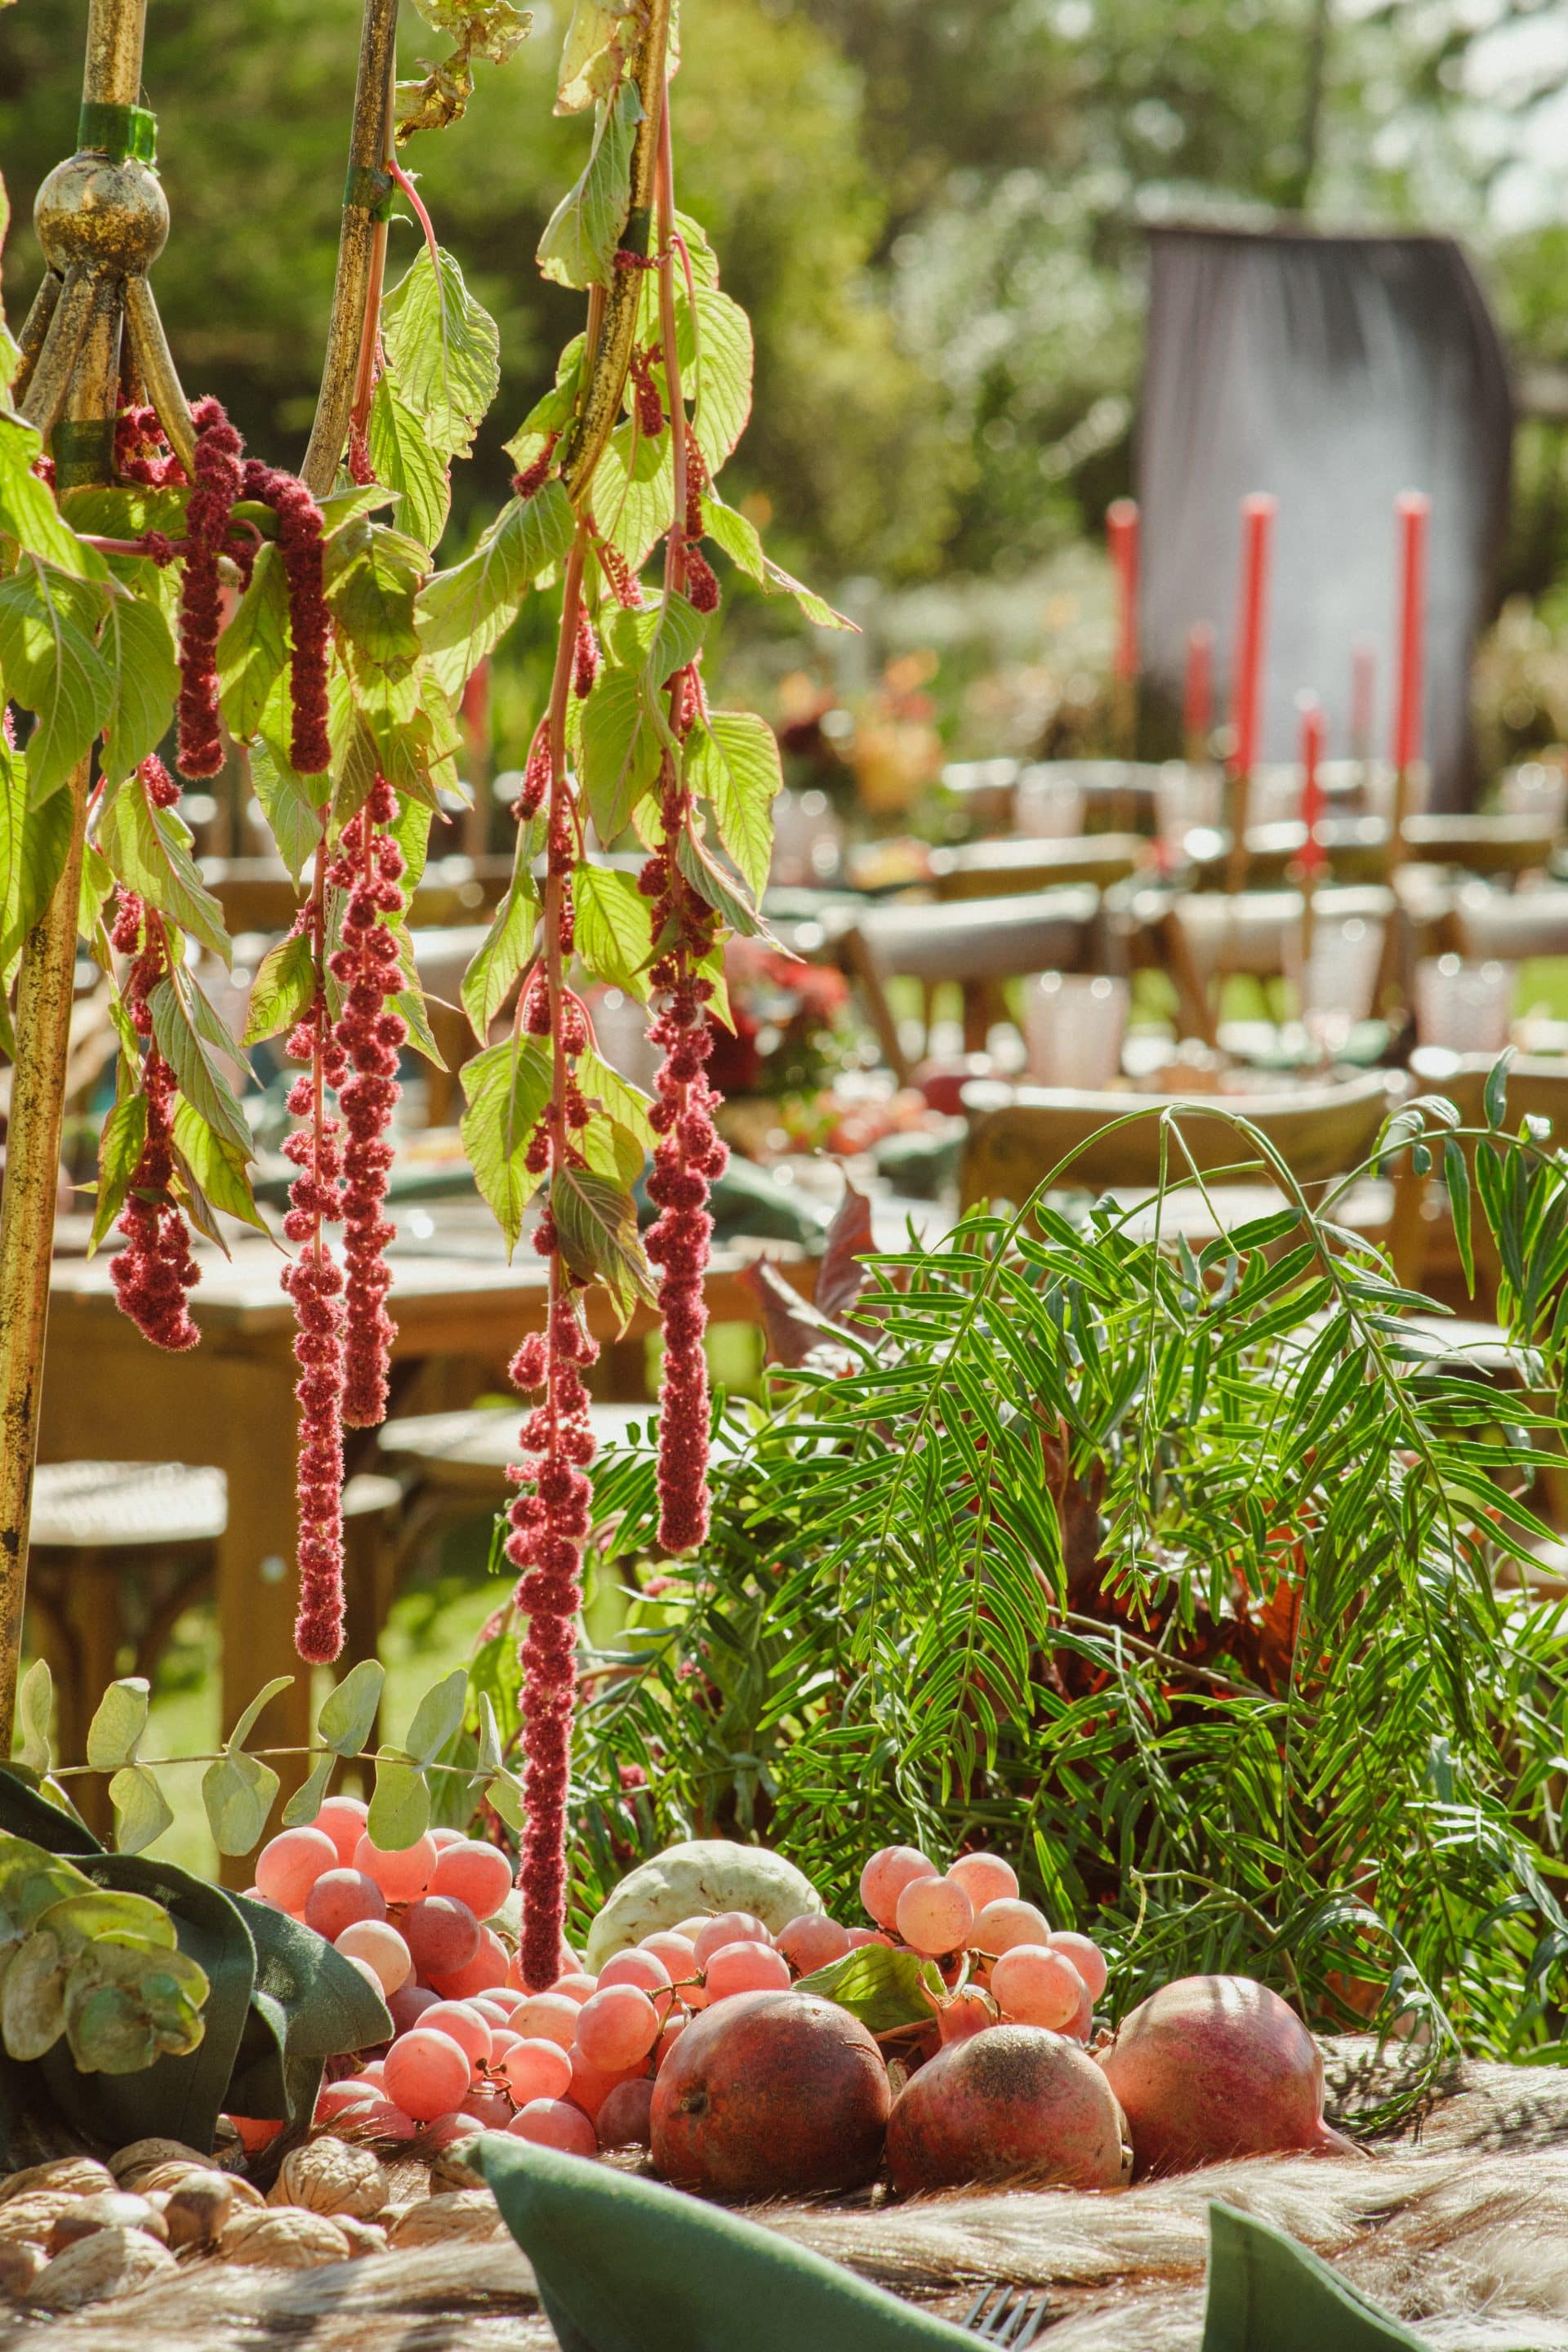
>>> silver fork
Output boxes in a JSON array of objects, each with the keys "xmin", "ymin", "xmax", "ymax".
[{"xmin": 962, "ymin": 2283, "xmax": 1050, "ymax": 2345}]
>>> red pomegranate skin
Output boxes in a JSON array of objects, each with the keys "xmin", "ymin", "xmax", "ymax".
[
  {"xmin": 887, "ymin": 2024, "xmax": 1132, "ymax": 2194},
  {"xmin": 1096, "ymin": 1974, "xmax": 1333, "ymax": 2177},
  {"xmin": 650, "ymin": 1989, "xmax": 890, "ymax": 2199}
]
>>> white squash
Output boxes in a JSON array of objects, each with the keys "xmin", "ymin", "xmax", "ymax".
[{"xmin": 584, "ymin": 1839, "xmax": 824, "ymax": 1970}]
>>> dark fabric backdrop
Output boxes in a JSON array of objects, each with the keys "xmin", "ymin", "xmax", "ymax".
[{"xmin": 1135, "ymin": 225, "xmax": 1513, "ymax": 809}]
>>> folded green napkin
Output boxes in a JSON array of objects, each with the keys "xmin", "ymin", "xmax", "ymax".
[
  {"xmin": 478, "ymin": 2136, "xmax": 975, "ymax": 2352},
  {"xmin": 1201, "ymin": 2203, "xmax": 1432, "ymax": 2352}
]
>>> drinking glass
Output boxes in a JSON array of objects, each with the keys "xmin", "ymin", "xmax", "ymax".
[
  {"xmin": 1414, "ymin": 956, "xmax": 1515, "ymax": 1054},
  {"xmin": 1024, "ymin": 973, "xmax": 1129, "ymax": 1089},
  {"xmin": 1014, "ymin": 772, "xmax": 1085, "ymax": 840}
]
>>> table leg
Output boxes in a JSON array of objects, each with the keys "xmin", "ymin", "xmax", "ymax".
[{"xmin": 212, "ymin": 1356, "xmax": 314, "ymax": 1883}]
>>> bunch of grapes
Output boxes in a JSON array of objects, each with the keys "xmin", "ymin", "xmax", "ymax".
[{"xmin": 225, "ymin": 1821, "xmax": 1107, "ymax": 2159}]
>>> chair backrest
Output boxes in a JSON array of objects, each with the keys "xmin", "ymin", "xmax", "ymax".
[
  {"xmin": 960, "ymin": 1068, "xmax": 1401, "ymax": 1206},
  {"xmin": 1401, "ymin": 814, "xmax": 1555, "ymax": 877},
  {"xmin": 927, "ymin": 837, "xmax": 1143, "ymax": 901},
  {"xmin": 1408, "ymin": 1048, "xmax": 1568, "ymax": 1133},
  {"xmin": 1141, "ymin": 885, "xmax": 1396, "ymax": 982},
  {"xmin": 1446, "ymin": 882, "xmax": 1568, "ymax": 963}
]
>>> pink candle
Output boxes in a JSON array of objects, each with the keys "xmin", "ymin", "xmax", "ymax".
[
  {"xmin": 1298, "ymin": 696, "xmax": 1326, "ymax": 879},
  {"xmin": 1230, "ymin": 493, "xmax": 1276, "ymax": 778},
  {"xmin": 1107, "ymin": 499, "xmax": 1138, "ymax": 681},
  {"xmin": 1350, "ymin": 639, "xmax": 1375, "ymax": 760},
  {"xmin": 1183, "ymin": 621, "xmax": 1214, "ymax": 749},
  {"xmin": 1392, "ymin": 492, "xmax": 1429, "ymax": 774}
]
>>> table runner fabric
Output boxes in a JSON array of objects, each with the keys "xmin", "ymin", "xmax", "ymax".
[
  {"xmin": 1137, "ymin": 224, "xmax": 1512, "ymax": 810},
  {"xmin": 480, "ymin": 2137, "xmax": 1434, "ymax": 2352}
]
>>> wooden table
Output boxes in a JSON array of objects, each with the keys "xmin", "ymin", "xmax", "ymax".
[{"xmin": 38, "ymin": 1235, "xmax": 812, "ymax": 1864}]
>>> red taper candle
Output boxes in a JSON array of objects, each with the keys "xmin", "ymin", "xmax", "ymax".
[
  {"xmin": 1184, "ymin": 621, "xmax": 1214, "ymax": 749},
  {"xmin": 1350, "ymin": 639, "xmax": 1375, "ymax": 761},
  {"xmin": 1392, "ymin": 491, "xmax": 1429, "ymax": 774},
  {"xmin": 1107, "ymin": 499, "xmax": 1138, "ymax": 681},
  {"xmin": 1230, "ymin": 492, "xmax": 1276, "ymax": 778},
  {"xmin": 1298, "ymin": 694, "xmax": 1326, "ymax": 880}
]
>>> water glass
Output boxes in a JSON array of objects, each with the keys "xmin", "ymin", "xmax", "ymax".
[
  {"xmin": 770, "ymin": 788, "xmax": 842, "ymax": 884},
  {"xmin": 1287, "ymin": 911, "xmax": 1384, "ymax": 1058},
  {"xmin": 1154, "ymin": 762, "xmax": 1223, "ymax": 853},
  {"xmin": 1500, "ymin": 763, "xmax": 1568, "ymax": 833},
  {"xmin": 1024, "ymin": 973, "xmax": 1129, "ymax": 1089},
  {"xmin": 1014, "ymin": 771, "xmax": 1085, "ymax": 840},
  {"xmin": 1414, "ymin": 956, "xmax": 1515, "ymax": 1054}
]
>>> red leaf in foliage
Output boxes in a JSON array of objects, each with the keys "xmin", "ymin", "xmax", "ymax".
[
  {"xmin": 738, "ymin": 1257, "xmax": 849, "ymax": 1370},
  {"xmin": 816, "ymin": 1176, "xmax": 876, "ymax": 1322}
]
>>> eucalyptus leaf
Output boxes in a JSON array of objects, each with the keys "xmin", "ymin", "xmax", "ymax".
[
  {"xmin": 368, "ymin": 1756, "xmax": 431, "ymax": 1850},
  {"xmin": 13, "ymin": 1663, "xmax": 51, "ymax": 1780},
  {"xmin": 202, "ymin": 1751, "xmax": 281, "ymax": 1858},
  {"xmin": 318, "ymin": 1658, "xmax": 386, "ymax": 1757},
  {"xmin": 405, "ymin": 1668, "xmax": 470, "ymax": 1766},
  {"xmin": 280, "ymin": 1753, "xmax": 336, "ymax": 1830},
  {"xmin": 85, "ymin": 1679, "xmax": 149, "ymax": 1774},
  {"xmin": 107, "ymin": 1766, "xmax": 175, "ymax": 1856}
]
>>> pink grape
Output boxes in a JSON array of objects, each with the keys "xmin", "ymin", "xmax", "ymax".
[
  {"xmin": 420, "ymin": 1999, "xmax": 492, "ymax": 2069},
  {"xmin": 596, "ymin": 2077, "xmax": 655, "ymax": 2150},
  {"xmin": 705, "ymin": 1940, "xmax": 792, "ymax": 2001},
  {"xmin": 567, "ymin": 2047, "xmax": 644, "ymax": 2120},
  {"xmin": 311, "ymin": 1796, "xmax": 370, "ymax": 1867},
  {"xmin": 314, "ymin": 2081, "xmax": 382, "ymax": 2124},
  {"xmin": 383, "ymin": 2027, "xmax": 471, "ymax": 2123},
  {"xmin": 691, "ymin": 1913, "xmax": 771, "ymax": 1969},
  {"xmin": 486, "ymin": 1987, "xmax": 528, "ymax": 2017},
  {"xmin": 388, "ymin": 1983, "xmax": 440, "ymax": 2035},
  {"xmin": 846, "ymin": 1927, "xmax": 893, "ymax": 1949},
  {"xmin": 342, "ymin": 1955, "xmax": 386, "ymax": 1998},
  {"xmin": 501, "ymin": 2037, "xmax": 574, "ymax": 2104},
  {"xmin": 402, "ymin": 1896, "xmax": 481, "ymax": 1980},
  {"xmin": 775, "ymin": 1915, "xmax": 852, "ymax": 1975},
  {"xmin": 947, "ymin": 1852, "xmax": 1019, "ymax": 1912},
  {"xmin": 430, "ymin": 1926, "xmax": 510, "ymax": 1999},
  {"xmin": 655, "ymin": 2014, "xmax": 687, "ymax": 2070},
  {"xmin": 489, "ymin": 2026, "xmax": 522, "ymax": 2063},
  {"xmin": 225, "ymin": 2116, "xmax": 284, "ymax": 2154},
  {"xmin": 510, "ymin": 1992, "xmax": 582, "ymax": 2050},
  {"xmin": 356, "ymin": 2060, "xmax": 387, "ymax": 2088},
  {"xmin": 335, "ymin": 1919, "xmax": 412, "ymax": 1993},
  {"xmin": 597, "ymin": 1949, "xmax": 672, "ymax": 2007},
  {"xmin": 424, "ymin": 2114, "xmax": 479, "ymax": 2150},
  {"xmin": 353, "ymin": 2100, "xmax": 417, "ymax": 2141},
  {"xmin": 1047, "ymin": 1931, "xmax": 1108, "ymax": 2003},
  {"xmin": 574, "ymin": 1984, "xmax": 662, "ymax": 2070},
  {"xmin": 990, "ymin": 1944, "xmax": 1085, "ymax": 2031},
  {"xmin": 461, "ymin": 2087, "xmax": 513, "ymax": 2127},
  {"xmin": 973, "ymin": 1897, "xmax": 1052, "ymax": 1955},
  {"xmin": 256, "ymin": 1827, "xmax": 337, "ymax": 1912},
  {"xmin": 304, "ymin": 1869, "xmax": 386, "ymax": 1941},
  {"xmin": 895, "ymin": 1875, "xmax": 974, "ymax": 1957},
  {"xmin": 859, "ymin": 1846, "xmax": 938, "ymax": 1931},
  {"xmin": 510, "ymin": 2099, "xmax": 597, "ymax": 2157},
  {"xmin": 471, "ymin": 1998, "xmax": 510, "ymax": 2029},
  {"xmin": 429, "ymin": 1826, "xmax": 467, "ymax": 1849},
  {"xmin": 639, "ymin": 1931, "xmax": 700, "ymax": 1990},
  {"xmin": 354, "ymin": 1831, "xmax": 436, "ymax": 1905},
  {"xmin": 430, "ymin": 1838, "xmax": 514, "ymax": 1921},
  {"xmin": 550, "ymin": 1972, "xmax": 599, "ymax": 2006}
]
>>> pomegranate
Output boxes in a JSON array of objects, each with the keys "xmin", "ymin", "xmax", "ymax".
[
  {"xmin": 887, "ymin": 2025, "xmax": 1131, "ymax": 2194},
  {"xmin": 651, "ymin": 1990, "xmax": 889, "ymax": 2198},
  {"xmin": 1096, "ymin": 1975, "xmax": 1339, "ymax": 2177}
]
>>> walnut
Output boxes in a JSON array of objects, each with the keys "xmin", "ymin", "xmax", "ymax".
[
  {"xmin": 125, "ymin": 2159, "xmax": 261, "ymax": 2205},
  {"xmin": 217, "ymin": 2204, "xmax": 353, "ymax": 2269},
  {"xmin": 332, "ymin": 2215, "xmax": 389, "ymax": 2259},
  {"xmin": 0, "ymin": 2194, "xmax": 83, "ymax": 2248},
  {"xmin": 430, "ymin": 2138, "xmax": 487, "ymax": 2194},
  {"xmin": 0, "ymin": 2158, "xmax": 114, "ymax": 2207},
  {"xmin": 0, "ymin": 2242, "xmax": 44, "ymax": 2300},
  {"xmin": 270, "ymin": 2136, "xmax": 386, "ymax": 2221},
  {"xmin": 386, "ymin": 2191, "xmax": 505, "ymax": 2247},
  {"xmin": 156, "ymin": 2172, "xmax": 238, "ymax": 2250},
  {"xmin": 47, "ymin": 2193, "xmax": 168, "ymax": 2255},
  {"xmin": 108, "ymin": 2139, "xmax": 209, "ymax": 2185},
  {"xmin": 29, "ymin": 2225, "xmax": 177, "ymax": 2311}
]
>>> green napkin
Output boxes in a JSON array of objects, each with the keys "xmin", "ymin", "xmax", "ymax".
[
  {"xmin": 479, "ymin": 2136, "xmax": 975, "ymax": 2352},
  {"xmin": 1201, "ymin": 2203, "xmax": 1432, "ymax": 2352}
]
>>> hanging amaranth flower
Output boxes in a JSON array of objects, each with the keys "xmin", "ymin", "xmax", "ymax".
[
  {"xmin": 280, "ymin": 920, "xmax": 350, "ymax": 1665},
  {"xmin": 327, "ymin": 776, "xmax": 408, "ymax": 1428},
  {"xmin": 176, "ymin": 399, "xmax": 245, "ymax": 778},
  {"xmin": 243, "ymin": 458, "xmax": 332, "ymax": 775}
]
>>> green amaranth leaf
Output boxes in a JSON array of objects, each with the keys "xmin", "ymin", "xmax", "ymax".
[
  {"xmin": 0, "ymin": 731, "xmax": 71, "ymax": 993},
  {"xmin": 0, "ymin": 416, "xmax": 106, "ymax": 578},
  {"xmin": 792, "ymin": 1943, "xmax": 946, "ymax": 2034},
  {"xmin": 461, "ymin": 864, "xmax": 539, "ymax": 1039},
  {"xmin": 100, "ymin": 593, "xmax": 177, "ymax": 787},
  {"xmin": 0, "ymin": 563, "xmax": 114, "ymax": 800},
  {"xmin": 381, "ymin": 245, "xmax": 501, "ymax": 466},
  {"xmin": 574, "ymin": 863, "xmax": 653, "ymax": 1000},
  {"xmin": 172, "ymin": 1098, "xmax": 266, "ymax": 1238},
  {"xmin": 78, "ymin": 833, "xmax": 114, "ymax": 943},
  {"xmin": 216, "ymin": 545, "xmax": 289, "ymax": 742},
  {"xmin": 683, "ymin": 284, "xmax": 753, "ymax": 471},
  {"xmin": 579, "ymin": 666, "xmax": 662, "ymax": 841},
  {"xmin": 369, "ymin": 370, "xmax": 452, "ymax": 554},
  {"xmin": 675, "ymin": 824, "xmax": 776, "ymax": 942},
  {"xmin": 149, "ymin": 978, "xmax": 253, "ymax": 1161},
  {"xmin": 100, "ymin": 782, "xmax": 231, "ymax": 964},
  {"xmin": 417, "ymin": 483, "xmax": 576, "ymax": 698},
  {"xmin": 89, "ymin": 1089, "xmax": 149, "ymax": 1254},
  {"xmin": 550, "ymin": 1164, "xmax": 654, "ymax": 1329},
  {"xmin": 537, "ymin": 78, "xmax": 641, "ymax": 290},
  {"xmin": 554, "ymin": 0, "xmax": 630, "ymax": 112},
  {"xmin": 329, "ymin": 522, "xmax": 425, "ymax": 668},
  {"xmin": 460, "ymin": 1036, "xmax": 553, "ymax": 1254},
  {"xmin": 85, "ymin": 1678, "xmax": 150, "ymax": 1773},
  {"xmin": 243, "ymin": 930, "xmax": 315, "ymax": 1045},
  {"xmin": 577, "ymin": 1048, "xmax": 653, "ymax": 1150},
  {"xmin": 686, "ymin": 709, "xmax": 782, "ymax": 904},
  {"xmin": 699, "ymin": 496, "xmax": 854, "ymax": 631},
  {"xmin": 251, "ymin": 722, "xmax": 324, "ymax": 885}
]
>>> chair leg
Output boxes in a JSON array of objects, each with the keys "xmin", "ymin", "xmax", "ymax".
[
  {"xmin": 341, "ymin": 1510, "xmax": 397, "ymax": 1698},
  {"xmin": 64, "ymin": 1553, "xmax": 120, "ymax": 1842}
]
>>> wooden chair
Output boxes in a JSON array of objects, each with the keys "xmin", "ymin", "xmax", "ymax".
[
  {"xmin": 1123, "ymin": 884, "xmax": 1401, "ymax": 1048},
  {"xmin": 835, "ymin": 888, "xmax": 1107, "ymax": 1082},
  {"xmin": 25, "ymin": 1461, "xmax": 400, "ymax": 1831},
  {"xmin": 927, "ymin": 836, "xmax": 1143, "ymax": 901},
  {"xmin": 960, "ymin": 1067, "xmax": 1403, "ymax": 1210},
  {"xmin": 1400, "ymin": 813, "xmax": 1557, "ymax": 880},
  {"xmin": 1440, "ymin": 882, "xmax": 1568, "ymax": 963},
  {"xmin": 1189, "ymin": 816, "xmax": 1390, "ymax": 889}
]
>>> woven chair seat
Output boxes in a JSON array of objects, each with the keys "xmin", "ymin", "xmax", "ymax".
[{"xmin": 29, "ymin": 1462, "xmax": 401, "ymax": 1551}]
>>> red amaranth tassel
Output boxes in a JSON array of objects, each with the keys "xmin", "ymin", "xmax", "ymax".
[
  {"xmin": 511, "ymin": 434, "xmax": 559, "ymax": 501},
  {"xmin": 243, "ymin": 459, "xmax": 331, "ymax": 775},
  {"xmin": 114, "ymin": 404, "xmax": 186, "ymax": 490},
  {"xmin": 281, "ymin": 920, "xmax": 349, "ymax": 1664},
  {"xmin": 573, "ymin": 609, "xmax": 599, "ymax": 700},
  {"xmin": 327, "ymin": 775, "xmax": 407, "ymax": 1427},
  {"xmin": 176, "ymin": 399, "xmax": 244, "ymax": 778},
  {"xmin": 629, "ymin": 348, "xmax": 665, "ymax": 439},
  {"xmin": 506, "ymin": 1298, "xmax": 599, "ymax": 1988}
]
